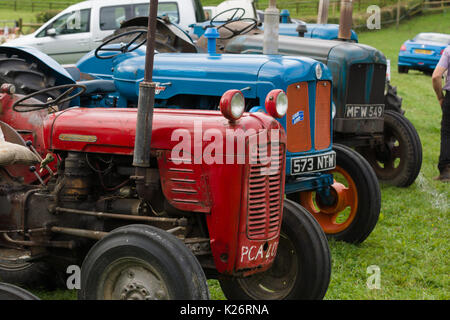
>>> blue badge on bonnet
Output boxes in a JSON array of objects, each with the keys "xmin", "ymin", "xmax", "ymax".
[{"xmin": 292, "ymin": 111, "xmax": 304, "ymax": 125}]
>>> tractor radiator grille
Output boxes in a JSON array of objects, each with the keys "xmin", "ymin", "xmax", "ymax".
[
  {"xmin": 370, "ymin": 64, "xmax": 387, "ymax": 104},
  {"xmin": 247, "ymin": 141, "xmax": 284, "ymax": 240},
  {"xmin": 346, "ymin": 63, "xmax": 387, "ymax": 104},
  {"xmin": 286, "ymin": 82, "xmax": 311, "ymax": 153},
  {"xmin": 315, "ymin": 81, "xmax": 332, "ymax": 150}
]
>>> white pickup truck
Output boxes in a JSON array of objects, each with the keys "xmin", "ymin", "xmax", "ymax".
[{"xmin": 5, "ymin": 0, "xmax": 205, "ymax": 64}]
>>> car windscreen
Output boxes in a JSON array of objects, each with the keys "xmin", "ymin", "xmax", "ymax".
[{"xmin": 414, "ymin": 33, "xmax": 450, "ymax": 44}]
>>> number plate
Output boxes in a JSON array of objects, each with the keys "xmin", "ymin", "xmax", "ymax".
[
  {"xmin": 414, "ymin": 49, "xmax": 432, "ymax": 55},
  {"xmin": 290, "ymin": 151, "xmax": 336, "ymax": 175},
  {"xmin": 344, "ymin": 104, "xmax": 384, "ymax": 118}
]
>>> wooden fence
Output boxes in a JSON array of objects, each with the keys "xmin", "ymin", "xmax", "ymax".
[
  {"xmin": 0, "ymin": 0, "xmax": 449, "ymax": 34},
  {"xmin": 0, "ymin": 0, "xmax": 78, "ymax": 12}
]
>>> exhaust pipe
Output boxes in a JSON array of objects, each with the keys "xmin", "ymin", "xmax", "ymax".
[
  {"xmin": 338, "ymin": 0, "xmax": 353, "ymax": 40},
  {"xmin": 263, "ymin": 0, "xmax": 279, "ymax": 55},
  {"xmin": 133, "ymin": 0, "xmax": 159, "ymax": 200},
  {"xmin": 317, "ymin": 0, "xmax": 330, "ymax": 24}
]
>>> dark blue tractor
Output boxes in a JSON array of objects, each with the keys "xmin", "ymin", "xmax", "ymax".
[{"xmin": 0, "ymin": 27, "xmax": 381, "ymax": 244}]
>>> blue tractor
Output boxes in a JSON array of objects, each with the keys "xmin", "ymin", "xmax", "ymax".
[
  {"xmin": 0, "ymin": 26, "xmax": 381, "ymax": 244},
  {"xmin": 104, "ymin": 12, "xmax": 422, "ymax": 188},
  {"xmin": 190, "ymin": 0, "xmax": 359, "ymax": 42}
]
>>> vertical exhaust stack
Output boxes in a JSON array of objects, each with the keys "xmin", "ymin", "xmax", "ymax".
[
  {"xmin": 263, "ymin": 0, "xmax": 279, "ymax": 55},
  {"xmin": 317, "ymin": 0, "xmax": 330, "ymax": 24},
  {"xmin": 133, "ymin": 0, "xmax": 159, "ymax": 200},
  {"xmin": 338, "ymin": 0, "xmax": 353, "ymax": 41}
]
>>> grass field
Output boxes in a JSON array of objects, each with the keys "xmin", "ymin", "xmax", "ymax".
[{"xmin": 19, "ymin": 11, "xmax": 450, "ymax": 300}]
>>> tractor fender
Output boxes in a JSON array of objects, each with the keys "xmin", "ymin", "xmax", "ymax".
[{"xmin": 0, "ymin": 45, "xmax": 76, "ymax": 85}]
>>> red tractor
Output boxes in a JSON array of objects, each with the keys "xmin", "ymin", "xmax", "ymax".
[{"xmin": 0, "ymin": 4, "xmax": 331, "ymax": 298}]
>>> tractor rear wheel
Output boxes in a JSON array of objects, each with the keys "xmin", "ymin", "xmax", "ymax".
[
  {"xmin": 357, "ymin": 110, "xmax": 422, "ymax": 187},
  {"xmin": 0, "ymin": 248, "xmax": 58, "ymax": 289},
  {"xmin": 0, "ymin": 53, "xmax": 62, "ymax": 102},
  {"xmin": 292, "ymin": 144, "xmax": 381, "ymax": 244},
  {"xmin": 78, "ymin": 224, "xmax": 210, "ymax": 300},
  {"xmin": 0, "ymin": 282, "xmax": 40, "ymax": 300},
  {"xmin": 219, "ymin": 199, "xmax": 331, "ymax": 300}
]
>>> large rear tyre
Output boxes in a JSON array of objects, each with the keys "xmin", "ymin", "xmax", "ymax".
[
  {"xmin": 0, "ymin": 248, "xmax": 59, "ymax": 289},
  {"xmin": 0, "ymin": 53, "xmax": 62, "ymax": 102},
  {"xmin": 78, "ymin": 224, "xmax": 210, "ymax": 300},
  {"xmin": 0, "ymin": 282, "xmax": 40, "ymax": 300},
  {"xmin": 357, "ymin": 110, "xmax": 422, "ymax": 187},
  {"xmin": 219, "ymin": 199, "xmax": 331, "ymax": 300},
  {"xmin": 292, "ymin": 144, "xmax": 381, "ymax": 244}
]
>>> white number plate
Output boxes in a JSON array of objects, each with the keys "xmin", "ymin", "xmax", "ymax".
[
  {"xmin": 345, "ymin": 104, "xmax": 384, "ymax": 118},
  {"xmin": 290, "ymin": 151, "xmax": 336, "ymax": 175}
]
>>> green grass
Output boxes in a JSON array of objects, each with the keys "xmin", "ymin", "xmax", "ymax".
[{"xmin": 26, "ymin": 11, "xmax": 450, "ymax": 300}]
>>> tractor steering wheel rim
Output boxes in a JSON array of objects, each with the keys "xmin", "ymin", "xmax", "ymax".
[
  {"xmin": 210, "ymin": 7, "xmax": 246, "ymax": 25},
  {"xmin": 12, "ymin": 84, "xmax": 86, "ymax": 113},
  {"xmin": 95, "ymin": 29, "xmax": 148, "ymax": 60},
  {"xmin": 216, "ymin": 18, "xmax": 258, "ymax": 40}
]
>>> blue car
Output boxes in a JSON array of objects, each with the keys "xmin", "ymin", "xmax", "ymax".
[{"xmin": 398, "ymin": 32, "xmax": 450, "ymax": 74}]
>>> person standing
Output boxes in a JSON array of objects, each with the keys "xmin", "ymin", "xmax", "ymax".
[{"xmin": 432, "ymin": 45, "xmax": 450, "ymax": 182}]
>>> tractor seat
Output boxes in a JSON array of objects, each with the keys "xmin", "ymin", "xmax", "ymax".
[{"xmin": 77, "ymin": 80, "xmax": 116, "ymax": 95}]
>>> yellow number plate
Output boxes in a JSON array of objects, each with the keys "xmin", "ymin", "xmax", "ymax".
[{"xmin": 414, "ymin": 49, "xmax": 432, "ymax": 55}]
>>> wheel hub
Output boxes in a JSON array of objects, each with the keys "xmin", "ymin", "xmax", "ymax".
[
  {"xmin": 316, "ymin": 182, "xmax": 348, "ymax": 214},
  {"xmin": 102, "ymin": 261, "xmax": 169, "ymax": 300}
]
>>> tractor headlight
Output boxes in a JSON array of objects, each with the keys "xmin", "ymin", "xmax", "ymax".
[
  {"xmin": 265, "ymin": 89, "xmax": 288, "ymax": 118},
  {"xmin": 220, "ymin": 89, "xmax": 245, "ymax": 121},
  {"xmin": 315, "ymin": 64, "xmax": 323, "ymax": 80},
  {"xmin": 332, "ymin": 102, "xmax": 336, "ymax": 119}
]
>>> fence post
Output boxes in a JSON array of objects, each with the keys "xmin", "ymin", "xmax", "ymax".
[
  {"xmin": 396, "ymin": 0, "xmax": 401, "ymax": 29},
  {"xmin": 18, "ymin": 18, "xmax": 22, "ymax": 35}
]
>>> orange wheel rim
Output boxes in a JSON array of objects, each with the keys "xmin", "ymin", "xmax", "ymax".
[{"xmin": 299, "ymin": 165, "xmax": 358, "ymax": 234}]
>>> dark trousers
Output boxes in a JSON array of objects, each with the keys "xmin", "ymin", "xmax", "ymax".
[{"xmin": 438, "ymin": 90, "xmax": 450, "ymax": 172}]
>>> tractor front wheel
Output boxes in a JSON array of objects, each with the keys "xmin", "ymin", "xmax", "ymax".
[
  {"xmin": 292, "ymin": 144, "xmax": 381, "ymax": 244},
  {"xmin": 78, "ymin": 224, "xmax": 210, "ymax": 300},
  {"xmin": 219, "ymin": 199, "xmax": 331, "ymax": 300},
  {"xmin": 357, "ymin": 110, "xmax": 422, "ymax": 187}
]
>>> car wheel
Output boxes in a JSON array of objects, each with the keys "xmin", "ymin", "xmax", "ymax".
[{"xmin": 398, "ymin": 66, "xmax": 408, "ymax": 73}]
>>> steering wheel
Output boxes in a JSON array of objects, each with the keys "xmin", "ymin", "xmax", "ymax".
[
  {"xmin": 95, "ymin": 29, "xmax": 148, "ymax": 59},
  {"xmin": 12, "ymin": 84, "xmax": 86, "ymax": 113},
  {"xmin": 210, "ymin": 8, "xmax": 246, "ymax": 25},
  {"xmin": 216, "ymin": 18, "xmax": 258, "ymax": 40}
]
